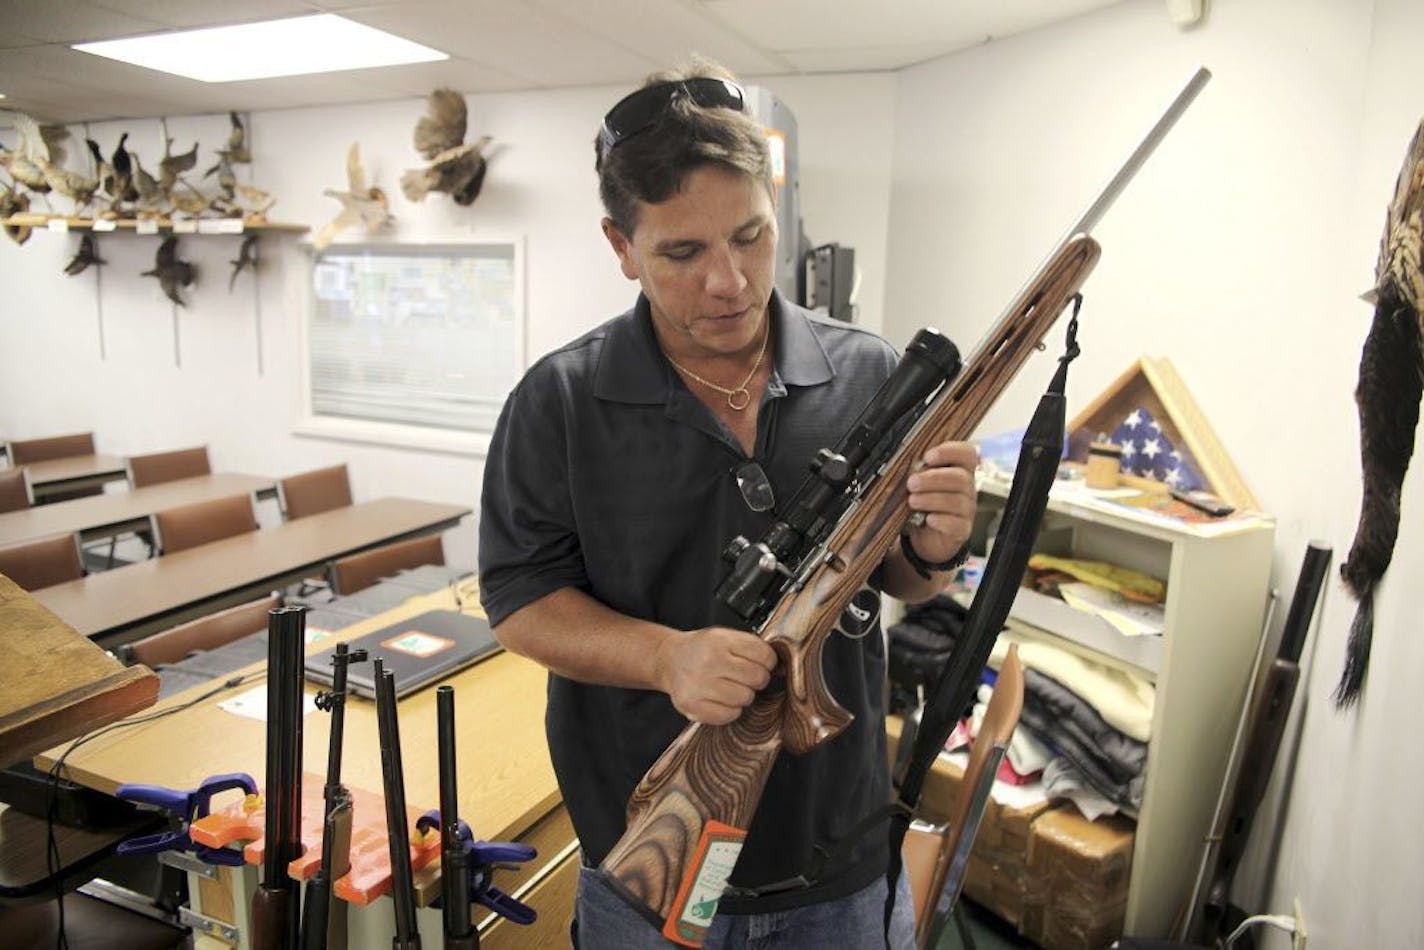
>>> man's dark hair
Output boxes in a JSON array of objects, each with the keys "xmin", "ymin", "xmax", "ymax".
[{"xmin": 595, "ymin": 59, "xmax": 773, "ymax": 236}]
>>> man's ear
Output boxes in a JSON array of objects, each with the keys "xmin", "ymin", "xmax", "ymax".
[{"xmin": 601, "ymin": 218, "xmax": 639, "ymax": 281}]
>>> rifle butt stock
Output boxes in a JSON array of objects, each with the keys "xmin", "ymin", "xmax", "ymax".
[
  {"xmin": 599, "ymin": 691, "xmax": 785, "ymax": 945},
  {"xmin": 250, "ymin": 886, "xmax": 294, "ymax": 950},
  {"xmin": 300, "ymin": 795, "xmax": 353, "ymax": 950}
]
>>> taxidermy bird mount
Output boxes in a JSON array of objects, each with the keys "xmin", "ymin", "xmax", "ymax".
[
  {"xmin": 1339, "ymin": 118, "xmax": 1424, "ymax": 708},
  {"xmin": 142, "ymin": 235, "xmax": 196, "ymax": 306},
  {"xmin": 64, "ymin": 233, "xmax": 105, "ymax": 276},
  {"xmin": 229, "ymin": 233, "xmax": 259, "ymax": 291},
  {"xmin": 0, "ymin": 112, "xmax": 55, "ymax": 195},
  {"xmin": 314, "ymin": 142, "xmax": 392, "ymax": 251},
  {"xmin": 0, "ymin": 183, "xmax": 31, "ymax": 245},
  {"xmin": 7, "ymin": 113, "xmax": 98, "ymax": 213},
  {"xmin": 400, "ymin": 87, "xmax": 493, "ymax": 206}
]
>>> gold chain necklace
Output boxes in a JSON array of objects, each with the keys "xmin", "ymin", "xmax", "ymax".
[{"xmin": 663, "ymin": 323, "xmax": 770, "ymax": 411}]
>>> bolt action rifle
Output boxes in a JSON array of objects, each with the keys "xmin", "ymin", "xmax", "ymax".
[{"xmin": 597, "ymin": 68, "xmax": 1212, "ymax": 947}]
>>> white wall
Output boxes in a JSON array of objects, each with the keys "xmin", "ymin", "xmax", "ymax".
[
  {"xmin": 885, "ymin": 0, "xmax": 1419, "ymax": 945},
  {"xmin": 0, "ymin": 75, "xmax": 897, "ymax": 568}
]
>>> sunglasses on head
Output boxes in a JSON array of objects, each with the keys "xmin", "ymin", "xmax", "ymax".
[{"xmin": 599, "ymin": 77, "xmax": 747, "ymax": 152}]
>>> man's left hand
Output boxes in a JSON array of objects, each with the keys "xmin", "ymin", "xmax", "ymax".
[{"xmin": 904, "ymin": 440, "xmax": 978, "ymax": 563}]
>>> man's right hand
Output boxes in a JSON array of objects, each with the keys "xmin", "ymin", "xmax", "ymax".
[{"xmin": 654, "ymin": 627, "xmax": 778, "ymax": 725}]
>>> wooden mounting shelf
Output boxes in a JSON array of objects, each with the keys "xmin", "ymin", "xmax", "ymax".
[{"xmin": 2, "ymin": 213, "xmax": 308, "ymax": 235}]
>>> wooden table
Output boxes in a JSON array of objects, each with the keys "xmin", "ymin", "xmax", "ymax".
[
  {"xmin": 33, "ymin": 498, "xmax": 470, "ymax": 649},
  {"xmin": 36, "ymin": 587, "xmax": 573, "ymax": 949},
  {"xmin": 0, "ymin": 472, "xmax": 278, "ymax": 548},
  {"xmin": 0, "ymin": 575, "xmax": 158, "ymax": 772},
  {"xmin": 0, "ymin": 802, "xmax": 164, "ymax": 901},
  {"xmin": 20, "ymin": 454, "xmax": 128, "ymax": 501}
]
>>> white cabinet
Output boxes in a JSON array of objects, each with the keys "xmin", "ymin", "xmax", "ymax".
[{"xmin": 971, "ymin": 478, "xmax": 1275, "ymax": 937}]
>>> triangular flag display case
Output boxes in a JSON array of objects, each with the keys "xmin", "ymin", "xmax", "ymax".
[{"xmin": 1066, "ymin": 356, "xmax": 1259, "ymax": 512}]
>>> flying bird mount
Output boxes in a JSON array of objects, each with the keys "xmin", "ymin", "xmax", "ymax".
[{"xmin": 400, "ymin": 87, "xmax": 494, "ymax": 206}]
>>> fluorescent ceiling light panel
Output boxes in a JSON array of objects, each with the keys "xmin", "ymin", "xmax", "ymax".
[{"xmin": 72, "ymin": 14, "xmax": 447, "ymax": 83}]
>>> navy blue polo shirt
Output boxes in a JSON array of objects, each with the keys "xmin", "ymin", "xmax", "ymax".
[{"xmin": 478, "ymin": 289, "xmax": 901, "ymax": 913}]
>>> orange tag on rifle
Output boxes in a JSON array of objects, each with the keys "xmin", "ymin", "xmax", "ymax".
[{"xmin": 662, "ymin": 820, "xmax": 747, "ymax": 947}]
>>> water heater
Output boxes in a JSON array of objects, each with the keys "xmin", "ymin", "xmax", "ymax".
[{"xmin": 745, "ymin": 85, "xmax": 805, "ymax": 304}]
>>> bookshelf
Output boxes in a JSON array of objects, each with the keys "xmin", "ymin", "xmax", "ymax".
[{"xmin": 969, "ymin": 476, "xmax": 1275, "ymax": 936}]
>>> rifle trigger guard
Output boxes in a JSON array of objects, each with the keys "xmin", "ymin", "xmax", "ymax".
[{"xmin": 834, "ymin": 586, "xmax": 881, "ymax": 641}]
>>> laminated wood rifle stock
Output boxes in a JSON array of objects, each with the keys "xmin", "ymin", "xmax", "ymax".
[{"xmin": 599, "ymin": 67, "xmax": 1210, "ymax": 947}]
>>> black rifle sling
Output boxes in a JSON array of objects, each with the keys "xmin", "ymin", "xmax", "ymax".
[
  {"xmin": 720, "ymin": 306, "xmax": 1083, "ymax": 917},
  {"xmin": 882, "ymin": 303, "xmax": 1081, "ymax": 942}
]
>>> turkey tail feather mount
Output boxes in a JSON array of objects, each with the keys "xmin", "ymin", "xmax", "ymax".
[{"xmin": 1339, "ymin": 120, "xmax": 1424, "ymax": 708}]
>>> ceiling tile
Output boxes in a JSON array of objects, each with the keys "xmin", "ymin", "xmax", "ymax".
[
  {"xmin": 1, "ymin": 45, "xmax": 225, "ymax": 115},
  {"xmin": 528, "ymin": 0, "xmax": 791, "ymax": 79},
  {"xmin": 348, "ymin": 58, "xmax": 534, "ymax": 96},
  {"xmin": 83, "ymin": 0, "xmax": 319, "ymax": 30},
  {"xmin": 342, "ymin": 1, "xmax": 664, "ymax": 87},
  {"xmin": 779, "ymin": 45, "xmax": 971, "ymax": 74},
  {"xmin": 699, "ymin": 0, "xmax": 1124, "ymax": 55},
  {"xmin": 2, "ymin": 0, "xmax": 165, "ymax": 43},
  {"xmin": 0, "ymin": 0, "xmax": 1130, "ymax": 121},
  {"xmin": 0, "ymin": 32, "xmax": 43, "ymax": 50}
]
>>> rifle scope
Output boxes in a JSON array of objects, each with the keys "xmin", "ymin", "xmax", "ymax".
[{"xmin": 717, "ymin": 328, "xmax": 961, "ymax": 622}]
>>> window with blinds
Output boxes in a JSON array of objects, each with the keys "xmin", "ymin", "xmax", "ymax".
[{"xmin": 302, "ymin": 242, "xmax": 523, "ymax": 452}]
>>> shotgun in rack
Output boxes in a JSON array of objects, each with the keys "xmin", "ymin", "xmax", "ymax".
[{"xmin": 251, "ymin": 605, "xmax": 307, "ymax": 950}]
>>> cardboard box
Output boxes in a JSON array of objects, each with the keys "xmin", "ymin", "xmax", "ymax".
[
  {"xmin": 887, "ymin": 718, "xmax": 1054, "ymax": 929},
  {"xmin": 1023, "ymin": 806, "xmax": 1136, "ymax": 950},
  {"xmin": 888, "ymin": 717, "xmax": 1138, "ymax": 946}
]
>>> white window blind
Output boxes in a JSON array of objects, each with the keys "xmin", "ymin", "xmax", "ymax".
[{"xmin": 305, "ymin": 242, "xmax": 523, "ymax": 447}]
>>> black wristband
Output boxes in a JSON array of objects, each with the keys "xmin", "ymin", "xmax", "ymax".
[{"xmin": 899, "ymin": 533, "xmax": 970, "ymax": 581}]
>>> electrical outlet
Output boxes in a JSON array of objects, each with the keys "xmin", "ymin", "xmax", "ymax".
[{"xmin": 1292, "ymin": 896, "xmax": 1308, "ymax": 950}]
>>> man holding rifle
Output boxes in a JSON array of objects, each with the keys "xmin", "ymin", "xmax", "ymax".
[{"xmin": 479, "ymin": 59, "xmax": 977, "ymax": 948}]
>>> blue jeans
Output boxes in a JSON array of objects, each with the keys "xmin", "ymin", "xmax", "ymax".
[{"xmin": 573, "ymin": 863, "xmax": 917, "ymax": 949}]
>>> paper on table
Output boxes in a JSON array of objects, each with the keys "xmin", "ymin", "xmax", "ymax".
[
  {"xmin": 218, "ymin": 685, "xmax": 319, "ymax": 722},
  {"xmin": 1057, "ymin": 581, "xmax": 1166, "ymax": 637}
]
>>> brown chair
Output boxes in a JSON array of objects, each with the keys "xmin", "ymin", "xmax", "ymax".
[
  {"xmin": 121, "ymin": 594, "xmax": 279, "ymax": 667},
  {"xmin": 0, "ymin": 534, "xmax": 84, "ymax": 591},
  {"xmin": 278, "ymin": 463, "xmax": 353, "ymax": 520},
  {"xmin": 126, "ymin": 446, "xmax": 211, "ymax": 488},
  {"xmin": 330, "ymin": 534, "xmax": 444, "ymax": 596},
  {"xmin": 0, "ymin": 468, "xmax": 31, "ymax": 513},
  {"xmin": 5, "ymin": 432, "xmax": 96, "ymax": 465},
  {"xmin": 151, "ymin": 493, "xmax": 258, "ymax": 555}
]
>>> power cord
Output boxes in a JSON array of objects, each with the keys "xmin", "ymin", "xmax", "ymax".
[
  {"xmin": 1223, "ymin": 912, "xmax": 1299, "ymax": 947},
  {"xmin": 45, "ymin": 671, "xmax": 262, "ymax": 950}
]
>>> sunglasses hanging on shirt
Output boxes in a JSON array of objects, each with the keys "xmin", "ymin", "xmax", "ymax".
[{"xmin": 733, "ymin": 460, "xmax": 776, "ymax": 514}]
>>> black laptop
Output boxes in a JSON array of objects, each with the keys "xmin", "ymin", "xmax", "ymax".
[{"xmin": 304, "ymin": 609, "xmax": 502, "ymax": 699}]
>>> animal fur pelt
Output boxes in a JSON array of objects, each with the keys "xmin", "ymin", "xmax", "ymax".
[{"xmin": 1339, "ymin": 119, "xmax": 1424, "ymax": 708}]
